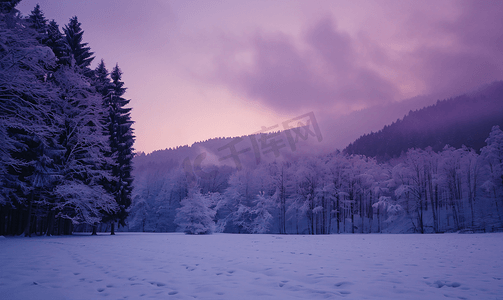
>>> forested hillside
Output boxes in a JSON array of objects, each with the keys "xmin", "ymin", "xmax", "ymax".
[
  {"xmin": 345, "ymin": 81, "xmax": 503, "ymax": 160},
  {"xmin": 0, "ymin": 2, "xmax": 134, "ymax": 236}
]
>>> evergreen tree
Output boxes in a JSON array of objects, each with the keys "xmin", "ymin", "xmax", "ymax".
[
  {"xmin": 63, "ymin": 16, "xmax": 94, "ymax": 73},
  {"xmin": 91, "ymin": 59, "xmax": 113, "ymax": 235},
  {"xmin": 0, "ymin": 8, "xmax": 60, "ymax": 235},
  {"xmin": 93, "ymin": 59, "xmax": 112, "ymax": 97},
  {"xmin": 51, "ymin": 66, "xmax": 117, "ymax": 232},
  {"xmin": 0, "ymin": 0, "xmax": 21, "ymax": 13},
  {"xmin": 27, "ymin": 4, "xmax": 47, "ymax": 36},
  {"xmin": 175, "ymin": 186, "xmax": 216, "ymax": 234},
  {"xmin": 106, "ymin": 64, "xmax": 135, "ymax": 234},
  {"xmin": 248, "ymin": 192, "xmax": 274, "ymax": 233},
  {"xmin": 0, "ymin": 3, "xmax": 130, "ymax": 236},
  {"xmin": 46, "ymin": 20, "xmax": 70, "ymax": 65}
]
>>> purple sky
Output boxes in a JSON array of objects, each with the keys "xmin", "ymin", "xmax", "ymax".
[{"xmin": 17, "ymin": 0, "xmax": 503, "ymax": 153}]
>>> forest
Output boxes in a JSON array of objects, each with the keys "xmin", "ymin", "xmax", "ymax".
[
  {"xmin": 0, "ymin": 2, "xmax": 135, "ymax": 236},
  {"xmin": 2, "ymin": 1, "xmax": 503, "ymax": 237},
  {"xmin": 129, "ymin": 125, "xmax": 503, "ymax": 234},
  {"xmin": 345, "ymin": 81, "xmax": 503, "ymax": 160}
]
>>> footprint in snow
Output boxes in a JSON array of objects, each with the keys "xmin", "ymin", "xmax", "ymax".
[
  {"xmin": 427, "ymin": 280, "xmax": 461, "ymax": 288},
  {"xmin": 334, "ymin": 282, "xmax": 353, "ymax": 288},
  {"xmin": 149, "ymin": 281, "xmax": 166, "ymax": 287}
]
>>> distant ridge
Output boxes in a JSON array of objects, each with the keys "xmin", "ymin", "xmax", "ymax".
[
  {"xmin": 134, "ymin": 128, "xmax": 324, "ymax": 173},
  {"xmin": 345, "ymin": 81, "xmax": 503, "ymax": 160}
]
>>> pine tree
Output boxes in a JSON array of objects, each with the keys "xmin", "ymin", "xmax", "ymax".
[
  {"xmin": 0, "ymin": 0, "xmax": 21, "ymax": 13},
  {"xmin": 94, "ymin": 59, "xmax": 111, "ymax": 97},
  {"xmin": 106, "ymin": 64, "xmax": 135, "ymax": 234},
  {"xmin": 0, "ymin": 3, "xmax": 123, "ymax": 236},
  {"xmin": 249, "ymin": 192, "xmax": 274, "ymax": 233},
  {"xmin": 27, "ymin": 4, "xmax": 47, "ymax": 36},
  {"xmin": 175, "ymin": 186, "xmax": 216, "ymax": 234},
  {"xmin": 63, "ymin": 16, "xmax": 94, "ymax": 73},
  {"xmin": 46, "ymin": 20, "xmax": 70, "ymax": 65},
  {"xmin": 0, "ymin": 9, "xmax": 61, "ymax": 235},
  {"xmin": 51, "ymin": 66, "xmax": 117, "ymax": 231},
  {"xmin": 91, "ymin": 59, "xmax": 113, "ymax": 235}
]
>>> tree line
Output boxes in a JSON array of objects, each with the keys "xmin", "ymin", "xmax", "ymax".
[
  {"xmin": 0, "ymin": 1, "xmax": 134, "ymax": 236},
  {"xmin": 130, "ymin": 126, "xmax": 503, "ymax": 234}
]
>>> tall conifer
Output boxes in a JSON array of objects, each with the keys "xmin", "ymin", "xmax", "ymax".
[
  {"xmin": 46, "ymin": 20, "xmax": 69, "ymax": 65},
  {"xmin": 63, "ymin": 16, "xmax": 94, "ymax": 73},
  {"xmin": 106, "ymin": 64, "xmax": 135, "ymax": 234},
  {"xmin": 27, "ymin": 4, "xmax": 47, "ymax": 35}
]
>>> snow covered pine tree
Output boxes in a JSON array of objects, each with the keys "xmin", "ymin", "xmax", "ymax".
[{"xmin": 103, "ymin": 64, "xmax": 135, "ymax": 235}]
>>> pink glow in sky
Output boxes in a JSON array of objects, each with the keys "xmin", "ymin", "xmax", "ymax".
[{"xmin": 17, "ymin": 0, "xmax": 503, "ymax": 153}]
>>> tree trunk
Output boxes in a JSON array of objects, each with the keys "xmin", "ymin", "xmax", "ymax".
[
  {"xmin": 64, "ymin": 219, "xmax": 72, "ymax": 235},
  {"xmin": 24, "ymin": 191, "xmax": 34, "ymax": 237},
  {"xmin": 46, "ymin": 210, "xmax": 54, "ymax": 236},
  {"xmin": 0, "ymin": 206, "xmax": 4, "ymax": 236},
  {"xmin": 5, "ymin": 206, "xmax": 11, "ymax": 235},
  {"xmin": 377, "ymin": 205, "xmax": 381, "ymax": 233},
  {"xmin": 418, "ymin": 199, "xmax": 424, "ymax": 234},
  {"xmin": 110, "ymin": 221, "xmax": 115, "ymax": 235},
  {"xmin": 351, "ymin": 201, "xmax": 355, "ymax": 234},
  {"xmin": 336, "ymin": 194, "xmax": 340, "ymax": 234},
  {"xmin": 280, "ymin": 167, "xmax": 286, "ymax": 234},
  {"xmin": 58, "ymin": 217, "xmax": 64, "ymax": 235},
  {"xmin": 360, "ymin": 194, "xmax": 364, "ymax": 233},
  {"xmin": 295, "ymin": 207, "xmax": 299, "ymax": 234},
  {"xmin": 92, "ymin": 223, "xmax": 97, "ymax": 235}
]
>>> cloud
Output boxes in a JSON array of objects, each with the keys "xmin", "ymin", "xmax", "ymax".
[
  {"xmin": 212, "ymin": 17, "xmax": 399, "ymax": 115},
  {"xmin": 306, "ymin": 18, "xmax": 399, "ymax": 107},
  {"xmin": 210, "ymin": 0, "xmax": 503, "ymax": 117},
  {"xmin": 404, "ymin": 0, "xmax": 503, "ymax": 99}
]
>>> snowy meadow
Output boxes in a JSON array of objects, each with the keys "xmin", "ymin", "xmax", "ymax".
[{"xmin": 1, "ymin": 233, "xmax": 502, "ymax": 300}]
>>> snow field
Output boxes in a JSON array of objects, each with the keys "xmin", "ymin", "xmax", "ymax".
[{"xmin": 0, "ymin": 233, "xmax": 502, "ymax": 299}]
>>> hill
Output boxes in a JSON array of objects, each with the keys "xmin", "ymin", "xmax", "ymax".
[{"xmin": 344, "ymin": 81, "xmax": 503, "ymax": 160}]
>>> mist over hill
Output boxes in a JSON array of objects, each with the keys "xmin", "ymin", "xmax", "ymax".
[{"xmin": 133, "ymin": 91, "xmax": 444, "ymax": 170}]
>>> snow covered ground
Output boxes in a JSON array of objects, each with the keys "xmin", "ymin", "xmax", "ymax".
[{"xmin": 0, "ymin": 233, "xmax": 502, "ymax": 300}]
